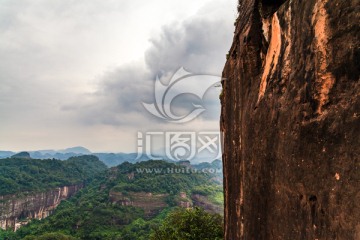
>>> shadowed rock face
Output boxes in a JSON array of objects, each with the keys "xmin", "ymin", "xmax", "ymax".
[{"xmin": 220, "ymin": 0, "xmax": 359, "ymax": 239}]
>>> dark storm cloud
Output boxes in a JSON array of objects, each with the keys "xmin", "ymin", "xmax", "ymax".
[
  {"xmin": 68, "ymin": 6, "xmax": 234, "ymax": 126},
  {"xmin": 145, "ymin": 18, "xmax": 232, "ymax": 74},
  {"xmin": 62, "ymin": 64, "xmax": 153, "ymax": 126}
]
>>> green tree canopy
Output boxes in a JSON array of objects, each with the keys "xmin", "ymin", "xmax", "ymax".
[{"xmin": 150, "ymin": 207, "xmax": 223, "ymax": 240}]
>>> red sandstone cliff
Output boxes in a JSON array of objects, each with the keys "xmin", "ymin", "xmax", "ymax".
[
  {"xmin": 0, "ymin": 185, "xmax": 83, "ymax": 231},
  {"xmin": 220, "ymin": 0, "xmax": 359, "ymax": 239}
]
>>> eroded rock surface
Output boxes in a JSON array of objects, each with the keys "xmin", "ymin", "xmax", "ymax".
[
  {"xmin": 109, "ymin": 191, "xmax": 169, "ymax": 218},
  {"xmin": 0, "ymin": 185, "xmax": 83, "ymax": 231},
  {"xmin": 109, "ymin": 191, "xmax": 223, "ymax": 218},
  {"xmin": 220, "ymin": 0, "xmax": 359, "ymax": 239}
]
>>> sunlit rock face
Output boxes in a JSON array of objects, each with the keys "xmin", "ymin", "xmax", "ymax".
[
  {"xmin": 220, "ymin": 0, "xmax": 359, "ymax": 239},
  {"xmin": 0, "ymin": 185, "xmax": 83, "ymax": 231}
]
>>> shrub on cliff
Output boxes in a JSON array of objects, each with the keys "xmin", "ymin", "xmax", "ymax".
[{"xmin": 150, "ymin": 207, "xmax": 223, "ymax": 240}]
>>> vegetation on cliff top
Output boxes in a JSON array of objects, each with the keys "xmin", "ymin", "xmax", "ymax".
[{"xmin": 0, "ymin": 155, "xmax": 107, "ymax": 195}]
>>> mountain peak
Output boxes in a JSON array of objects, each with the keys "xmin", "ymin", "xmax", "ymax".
[
  {"xmin": 60, "ymin": 146, "xmax": 91, "ymax": 154},
  {"xmin": 11, "ymin": 151, "xmax": 31, "ymax": 159}
]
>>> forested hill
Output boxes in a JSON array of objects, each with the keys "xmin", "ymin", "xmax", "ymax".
[
  {"xmin": 0, "ymin": 155, "xmax": 107, "ymax": 196},
  {"xmin": 7, "ymin": 160, "xmax": 223, "ymax": 239}
]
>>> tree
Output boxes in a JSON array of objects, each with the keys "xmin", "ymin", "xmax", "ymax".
[
  {"xmin": 23, "ymin": 232, "xmax": 77, "ymax": 240},
  {"xmin": 150, "ymin": 207, "xmax": 223, "ymax": 240},
  {"xmin": 0, "ymin": 229, "xmax": 18, "ymax": 240}
]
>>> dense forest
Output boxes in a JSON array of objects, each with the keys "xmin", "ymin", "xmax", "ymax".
[
  {"xmin": 0, "ymin": 156, "xmax": 107, "ymax": 196},
  {"xmin": 0, "ymin": 160, "xmax": 223, "ymax": 239}
]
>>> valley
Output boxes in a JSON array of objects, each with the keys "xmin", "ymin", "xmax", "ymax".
[{"xmin": 0, "ymin": 155, "xmax": 223, "ymax": 239}]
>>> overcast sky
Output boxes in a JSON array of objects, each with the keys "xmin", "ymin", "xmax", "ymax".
[{"xmin": 0, "ymin": 0, "xmax": 237, "ymax": 153}]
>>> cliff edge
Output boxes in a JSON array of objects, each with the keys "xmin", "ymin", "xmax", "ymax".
[
  {"xmin": 0, "ymin": 185, "xmax": 83, "ymax": 231},
  {"xmin": 220, "ymin": 0, "xmax": 359, "ymax": 239}
]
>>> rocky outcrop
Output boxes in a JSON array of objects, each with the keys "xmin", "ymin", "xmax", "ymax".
[
  {"xmin": 109, "ymin": 191, "xmax": 169, "ymax": 218},
  {"xmin": 191, "ymin": 194, "xmax": 223, "ymax": 215},
  {"xmin": 109, "ymin": 191, "xmax": 224, "ymax": 217},
  {"xmin": 0, "ymin": 185, "xmax": 83, "ymax": 231},
  {"xmin": 220, "ymin": 0, "xmax": 359, "ymax": 239}
]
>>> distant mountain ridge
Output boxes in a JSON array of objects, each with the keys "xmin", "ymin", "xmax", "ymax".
[
  {"xmin": 58, "ymin": 146, "xmax": 91, "ymax": 154},
  {"xmin": 0, "ymin": 147, "xmax": 149, "ymax": 166},
  {"xmin": 0, "ymin": 147, "xmax": 221, "ymax": 167},
  {"xmin": 0, "ymin": 151, "xmax": 15, "ymax": 159}
]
